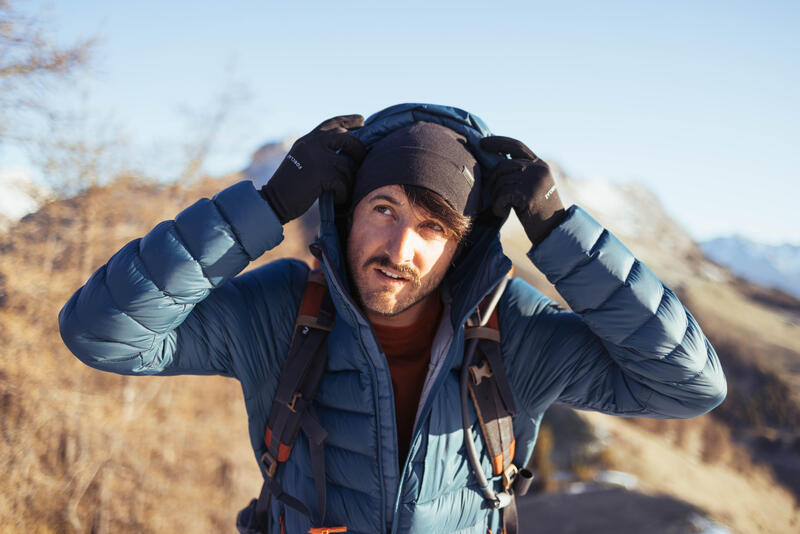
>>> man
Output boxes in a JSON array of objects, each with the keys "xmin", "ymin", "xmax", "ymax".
[{"xmin": 59, "ymin": 103, "xmax": 727, "ymax": 534}]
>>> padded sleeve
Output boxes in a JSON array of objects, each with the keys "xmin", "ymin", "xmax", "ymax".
[
  {"xmin": 502, "ymin": 205, "xmax": 727, "ymax": 418},
  {"xmin": 58, "ymin": 180, "xmax": 297, "ymax": 379}
]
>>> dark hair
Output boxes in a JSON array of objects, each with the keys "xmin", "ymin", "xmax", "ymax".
[{"xmin": 402, "ymin": 184, "xmax": 472, "ymax": 243}]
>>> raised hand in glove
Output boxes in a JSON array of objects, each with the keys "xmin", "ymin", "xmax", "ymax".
[
  {"xmin": 260, "ymin": 114, "xmax": 367, "ymax": 224},
  {"xmin": 479, "ymin": 135, "xmax": 567, "ymax": 246}
]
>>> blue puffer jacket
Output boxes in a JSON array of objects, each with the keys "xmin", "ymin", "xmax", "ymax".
[{"xmin": 59, "ymin": 104, "xmax": 727, "ymax": 534}]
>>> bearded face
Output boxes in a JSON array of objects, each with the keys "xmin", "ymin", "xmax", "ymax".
[{"xmin": 346, "ymin": 185, "xmax": 458, "ymax": 326}]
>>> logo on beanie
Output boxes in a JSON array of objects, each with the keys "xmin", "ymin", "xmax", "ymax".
[{"xmin": 461, "ymin": 166, "xmax": 475, "ymax": 185}]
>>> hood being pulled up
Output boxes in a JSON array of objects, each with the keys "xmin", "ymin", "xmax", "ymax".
[{"xmin": 313, "ymin": 103, "xmax": 513, "ymax": 328}]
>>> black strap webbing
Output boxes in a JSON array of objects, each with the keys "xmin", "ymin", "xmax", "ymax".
[
  {"xmin": 252, "ymin": 275, "xmax": 335, "ymax": 531},
  {"xmin": 503, "ymin": 497, "xmax": 519, "ymax": 534},
  {"xmin": 464, "ymin": 289, "xmax": 520, "ymax": 533}
]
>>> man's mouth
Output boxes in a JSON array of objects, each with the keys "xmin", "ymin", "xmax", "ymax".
[{"xmin": 375, "ymin": 267, "xmax": 408, "ymax": 284}]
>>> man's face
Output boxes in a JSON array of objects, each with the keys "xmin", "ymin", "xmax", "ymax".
[{"xmin": 346, "ymin": 185, "xmax": 459, "ymax": 326}]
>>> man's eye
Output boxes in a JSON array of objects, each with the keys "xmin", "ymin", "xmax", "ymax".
[
  {"xmin": 374, "ymin": 205, "xmax": 392, "ymax": 216},
  {"xmin": 425, "ymin": 222, "xmax": 445, "ymax": 234}
]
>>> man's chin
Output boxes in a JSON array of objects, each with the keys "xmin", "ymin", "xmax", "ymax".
[
  {"xmin": 359, "ymin": 292, "xmax": 418, "ymax": 318},
  {"xmin": 362, "ymin": 298, "xmax": 406, "ymax": 318}
]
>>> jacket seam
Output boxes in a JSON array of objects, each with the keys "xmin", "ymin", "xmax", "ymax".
[
  {"xmin": 101, "ymin": 265, "xmax": 161, "ymax": 337},
  {"xmin": 212, "ymin": 194, "xmax": 254, "ymax": 261},
  {"xmin": 617, "ymin": 281, "xmax": 668, "ymax": 348},
  {"xmin": 171, "ymin": 218, "xmax": 215, "ymax": 287},
  {"xmin": 135, "ymin": 236, "xmax": 183, "ymax": 302},
  {"xmin": 589, "ymin": 257, "xmax": 638, "ymax": 312},
  {"xmin": 550, "ymin": 228, "xmax": 608, "ymax": 285}
]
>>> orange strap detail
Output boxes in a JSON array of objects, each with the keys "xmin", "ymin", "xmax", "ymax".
[
  {"xmin": 308, "ymin": 527, "xmax": 347, "ymax": 534},
  {"xmin": 491, "ymin": 440, "xmax": 516, "ymax": 476},
  {"xmin": 492, "ymin": 453, "xmax": 504, "ymax": 475},
  {"xmin": 264, "ymin": 427, "xmax": 293, "ymax": 462},
  {"xmin": 299, "ymin": 270, "xmax": 327, "ymax": 317},
  {"xmin": 277, "ymin": 442, "xmax": 292, "ymax": 462}
]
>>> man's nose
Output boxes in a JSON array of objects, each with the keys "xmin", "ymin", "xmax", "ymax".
[{"xmin": 385, "ymin": 225, "xmax": 420, "ymax": 266}]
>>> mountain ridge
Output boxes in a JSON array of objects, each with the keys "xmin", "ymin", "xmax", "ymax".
[{"xmin": 702, "ymin": 235, "xmax": 800, "ymax": 300}]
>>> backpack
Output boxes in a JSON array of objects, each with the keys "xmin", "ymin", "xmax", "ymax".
[{"xmin": 237, "ymin": 268, "xmax": 534, "ymax": 534}]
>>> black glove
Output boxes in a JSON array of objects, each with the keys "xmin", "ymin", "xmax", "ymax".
[
  {"xmin": 260, "ymin": 114, "xmax": 367, "ymax": 224},
  {"xmin": 480, "ymin": 135, "xmax": 566, "ymax": 246}
]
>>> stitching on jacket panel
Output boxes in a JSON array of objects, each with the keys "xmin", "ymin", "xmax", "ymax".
[
  {"xmin": 590, "ymin": 259, "xmax": 639, "ymax": 313},
  {"xmin": 70, "ymin": 265, "xmax": 161, "ymax": 363},
  {"xmin": 296, "ymin": 466, "xmax": 376, "ymax": 497},
  {"xmin": 667, "ymin": 319, "xmax": 711, "ymax": 386},
  {"xmin": 171, "ymin": 218, "xmax": 215, "ymax": 287},
  {"xmin": 587, "ymin": 227, "xmax": 611, "ymax": 257},
  {"xmin": 144, "ymin": 305, "xmax": 188, "ymax": 364},
  {"xmin": 559, "ymin": 396, "xmax": 652, "ymax": 416},
  {"xmin": 553, "ymin": 228, "xmax": 610, "ymax": 286},
  {"xmin": 617, "ymin": 281, "xmax": 668, "ymax": 348},
  {"xmin": 101, "ymin": 265, "xmax": 162, "ymax": 336},
  {"xmin": 211, "ymin": 196, "xmax": 253, "ymax": 261},
  {"xmin": 135, "ymin": 237, "xmax": 182, "ymax": 301},
  {"xmin": 643, "ymin": 306, "xmax": 694, "ymax": 368}
]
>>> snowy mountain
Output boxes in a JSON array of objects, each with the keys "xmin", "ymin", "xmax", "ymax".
[{"xmin": 701, "ymin": 236, "xmax": 800, "ymax": 300}]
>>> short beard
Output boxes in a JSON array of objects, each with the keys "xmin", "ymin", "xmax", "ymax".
[
  {"xmin": 348, "ymin": 254, "xmax": 440, "ymax": 318},
  {"xmin": 359, "ymin": 280, "xmax": 439, "ymax": 318}
]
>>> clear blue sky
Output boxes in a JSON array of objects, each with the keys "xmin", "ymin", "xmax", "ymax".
[{"xmin": 6, "ymin": 0, "xmax": 800, "ymax": 244}]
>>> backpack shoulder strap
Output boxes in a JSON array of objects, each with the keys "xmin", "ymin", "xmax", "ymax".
[
  {"xmin": 464, "ymin": 285, "xmax": 518, "ymax": 487},
  {"xmin": 245, "ymin": 268, "xmax": 346, "ymax": 533},
  {"xmin": 463, "ymin": 270, "xmax": 530, "ymax": 534}
]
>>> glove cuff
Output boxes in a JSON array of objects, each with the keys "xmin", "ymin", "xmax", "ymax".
[
  {"xmin": 259, "ymin": 183, "xmax": 290, "ymax": 225},
  {"xmin": 519, "ymin": 206, "xmax": 568, "ymax": 246}
]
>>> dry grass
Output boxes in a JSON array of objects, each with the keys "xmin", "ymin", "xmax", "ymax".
[
  {"xmin": 0, "ymin": 174, "xmax": 315, "ymax": 533},
  {"xmin": 586, "ymin": 411, "xmax": 800, "ymax": 534}
]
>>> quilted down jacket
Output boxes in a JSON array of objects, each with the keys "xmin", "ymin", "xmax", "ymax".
[{"xmin": 59, "ymin": 104, "xmax": 727, "ymax": 534}]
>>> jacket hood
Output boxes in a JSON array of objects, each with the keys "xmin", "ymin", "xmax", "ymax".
[{"xmin": 312, "ymin": 103, "xmax": 513, "ymax": 328}]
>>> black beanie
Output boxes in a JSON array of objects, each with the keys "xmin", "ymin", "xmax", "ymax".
[{"xmin": 351, "ymin": 122, "xmax": 481, "ymax": 216}]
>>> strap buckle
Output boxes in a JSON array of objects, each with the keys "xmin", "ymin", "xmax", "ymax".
[
  {"xmin": 469, "ymin": 359, "xmax": 493, "ymax": 385},
  {"xmin": 260, "ymin": 450, "xmax": 278, "ymax": 477},
  {"xmin": 502, "ymin": 463, "xmax": 519, "ymax": 491},
  {"xmin": 307, "ymin": 527, "xmax": 347, "ymax": 534},
  {"xmin": 287, "ymin": 392, "xmax": 302, "ymax": 413}
]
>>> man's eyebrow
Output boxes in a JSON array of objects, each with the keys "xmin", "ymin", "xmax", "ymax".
[
  {"xmin": 366, "ymin": 194, "xmax": 401, "ymax": 205},
  {"xmin": 366, "ymin": 192, "xmax": 450, "ymax": 232}
]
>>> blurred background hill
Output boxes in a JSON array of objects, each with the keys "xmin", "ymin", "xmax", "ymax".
[{"xmin": 2, "ymin": 1, "xmax": 799, "ymax": 532}]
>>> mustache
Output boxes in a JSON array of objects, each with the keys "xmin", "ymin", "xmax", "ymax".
[{"xmin": 364, "ymin": 255, "xmax": 421, "ymax": 287}]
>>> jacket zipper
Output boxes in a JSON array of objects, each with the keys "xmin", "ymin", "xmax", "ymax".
[
  {"xmin": 390, "ymin": 271, "xmax": 508, "ymax": 534},
  {"xmin": 310, "ymin": 242, "xmax": 398, "ymax": 533}
]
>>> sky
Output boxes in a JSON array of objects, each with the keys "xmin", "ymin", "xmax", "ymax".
[{"xmin": 3, "ymin": 0, "xmax": 799, "ymax": 245}]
